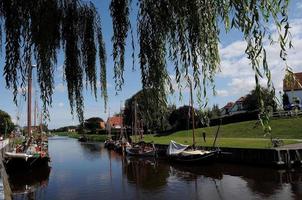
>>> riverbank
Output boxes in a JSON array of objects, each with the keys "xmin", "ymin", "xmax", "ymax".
[
  {"xmin": 143, "ymin": 117, "xmax": 302, "ymax": 148},
  {"xmin": 54, "ymin": 132, "xmax": 107, "ymax": 142}
]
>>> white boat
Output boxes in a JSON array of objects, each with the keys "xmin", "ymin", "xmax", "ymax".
[
  {"xmin": 167, "ymin": 140, "xmax": 219, "ymax": 163},
  {"xmin": 4, "ymin": 152, "xmax": 33, "ymax": 160}
]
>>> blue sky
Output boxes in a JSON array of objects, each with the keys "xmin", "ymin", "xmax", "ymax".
[{"xmin": 1, "ymin": 0, "xmax": 302, "ymax": 129}]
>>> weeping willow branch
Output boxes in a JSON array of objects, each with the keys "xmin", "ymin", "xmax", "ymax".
[
  {"xmin": 0, "ymin": 0, "xmax": 107, "ymax": 124},
  {"xmin": 1, "ymin": 0, "xmax": 290, "ymax": 128}
]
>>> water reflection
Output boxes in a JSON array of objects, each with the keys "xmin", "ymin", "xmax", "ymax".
[
  {"xmin": 10, "ymin": 166, "xmax": 51, "ymax": 199},
  {"xmin": 123, "ymin": 157, "xmax": 169, "ymax": 190},
  {"xmin": 122, "ymin": 155, "xmax": 302, "ymax": 200},
  {"xmin": 79, "ymin": 142, "xmax": 103, "ymax": 160},
  {"xmin": 8, "ymin": 137, "xmax": 302, "ymax": 200}
]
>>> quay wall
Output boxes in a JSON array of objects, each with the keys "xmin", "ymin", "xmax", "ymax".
[
  {"xmin": 154, "ymin": 144, "xmax": 302, "ymax": 168},
  {"xmin": 0, "ymin": 139, "xmax": 12, "ymax": 200}
]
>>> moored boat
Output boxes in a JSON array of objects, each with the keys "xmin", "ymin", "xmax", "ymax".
[
  {"xmin": 126, "ymin": 141, "xmax": 156, "ymax": 157},
  {"xmin": 167, "ymin": 140, "xmax": 219, "ymax": 163}
]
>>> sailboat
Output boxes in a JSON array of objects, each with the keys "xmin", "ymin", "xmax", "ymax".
[
  {"xmin": 167, "ymin": 79, "xmax": 220, "ymax": 163},
  {"xmin": 104, "ymin": 108, "xmax": 115, "ymax": 150},
  {"xmin": 4, "ymin": 64, "xmax": 50, "ymax": 172},
  {"xmin": 125, "ymin": 99, "xmax": 157, "ymax": 157}
]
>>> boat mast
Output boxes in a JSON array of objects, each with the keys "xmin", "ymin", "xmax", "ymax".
[
  {"xmin": 134, "ymin": 98, "xmax": 137, "ymax": 142},
  {"xmin": 40, "ymin": 109, "xmax": 43, "ymax": 133},
  {"xmin": 120, "ymin": 101, "xmax": 123, "ymax": 139},
  {"xmin": 27, "ymin": 65, "xmax": 33, "ymax": 137},
  {"xmin": 108, "ymin": 107, "xmax": 111, "ymax": 138},
  {"xmin": 189, "ymin": 80, "xmax": 196, "ymax": 149}
]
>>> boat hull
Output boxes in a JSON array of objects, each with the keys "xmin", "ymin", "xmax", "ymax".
[
  {"xmin": 168, "ymin": 150, "xmax": 219, "ymax": 163},
  {"xmin": 125, "ymin": 147, "xmax": 156, "ymax": 157},
  {"xmin": 4, "ymin": 156, "xmax": 50, "ymax": 174}
]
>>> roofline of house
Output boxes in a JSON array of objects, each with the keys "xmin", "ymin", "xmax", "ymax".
[{"xmin": 284, "ymin": 89, "xmax": 302, "ymax": 92}]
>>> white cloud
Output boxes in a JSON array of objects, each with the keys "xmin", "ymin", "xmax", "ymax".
[
  {"xmin": 58, "ymin": 102, "xmax": 64, "ymax": 108},
  {"xmin": 55, "ymin": 83, "xmax": 66, "ymax": 93},
  {"xmin": 216, "ymin": 89, "xmax": 229, "ymax": 97},
  {"xmin": 218, "ymin": 18, "xmax": 302, "ymax": 97}
]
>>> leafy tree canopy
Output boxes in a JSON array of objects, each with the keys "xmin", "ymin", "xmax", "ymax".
[
  {"xmin": 243, "ymin": 87, "xmax": 277, "ymax": 112},
  {"xmin": 124, "ymin": 89, "xmax": 171, "ymax": 131},
  {"xmin": 0, "ymin": 109, "xmax": 15, "ymax": 135},
  {"xmin": 0, "ymin": 0, "xmax": 291, "ymax": 125}
]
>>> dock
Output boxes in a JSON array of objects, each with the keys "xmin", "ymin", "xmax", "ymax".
[
  {"xmin": 0, "ymin": 139, "xmax": 12, "ymax": 200},
  {"xmin": 155, "ymin": 143, "xmax": 302, "ymax": 168}
]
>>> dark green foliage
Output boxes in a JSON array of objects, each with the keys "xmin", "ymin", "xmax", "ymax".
[
  {"xmin": 0, "ymin": 0, "xmax": 107, "ymax": 123},
  {"xmin": 84, "ymin": 117, "xmax": 104, "ymax": 134},
  {"xmin": 169, "ymin": 105, "xmax": 200, "ymax": 131},
  {"xmin": 0, "ymin": 0, "xmax": 290, "ymax": 128},
  {"xmin": 0, "ymin": 109, "xmax": 15, "ymax": 135},
  {"xmin": 124, "ymin": 89, "xmax": 172, "ymax": 131},
  {"xmin": 211, "ymin": 104, "xmax": 221, "ymax": 119},
  {"xmin": 243, "ymin": 87, "xmax": 277, "ymax": 112}
]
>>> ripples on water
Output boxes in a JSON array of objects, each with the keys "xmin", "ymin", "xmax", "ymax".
[{"xmin": 10, "ymin": 137, "xmax": 302, "ymax": 200}]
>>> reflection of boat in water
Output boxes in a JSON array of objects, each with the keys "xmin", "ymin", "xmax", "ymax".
[
  {"xmin": 126, "ymin": 141, "xmax": 156, "ymax": 157},
  {"xmin": 9, "ymin": 165, "xmax": 51, "ymax": 196},
  {"xmin": 167, "ymin": 140, "xmax": 219, "ymax": 163},
  {"xmin": 122, "ymin": 156, "xmax": 169, "ymax": 190}
]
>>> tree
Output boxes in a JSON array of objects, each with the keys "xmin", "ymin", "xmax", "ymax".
[
  {"xmin": 211, "ymin": 104, "xmax": 221, "ymax": 119},
  {"xmin": 124, "ymin": 89, "xmax": 170, "ymax": 132},
  {"xmin": 243, "ymin": 87, "xmax": 277, "ymax": 112},
  {"xmin": 84, "ymin": 117, "xmax": 104, "ymax": 134},
  {"xmin": 169, "ymin": 105, "xmax": 200, "ymax": 131},
  {"xmin": 0, "ymin": 0, "xmax": 291, "ymax": 124},
  {"xmin": 0, "ymin": 109, "xmax": 15, "ymax": 136}
]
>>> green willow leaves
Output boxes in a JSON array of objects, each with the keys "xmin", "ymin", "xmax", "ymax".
[
  {"xmin": 111, "ymin": 0, "xmax": 290, "ymax": 134},
  {"xmin": 1, "ymin": 0, "xmax": 291, "ymax": 126},
  {"xmin": 0, "ymin": 0, "xmax": 107, "ymax": 123}
]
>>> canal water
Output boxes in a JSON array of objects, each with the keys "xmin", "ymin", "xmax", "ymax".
[{"xmin": 10, "ymin": 137, "xmax": 302, "ymax": 200}]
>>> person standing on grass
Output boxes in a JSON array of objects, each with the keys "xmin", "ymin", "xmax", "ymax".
[{"xmin": 202, "ymin": 131, "xmax": 206, "ymax": 143}]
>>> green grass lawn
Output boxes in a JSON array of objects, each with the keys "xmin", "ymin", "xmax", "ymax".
[
  {"xmin": 142, "ymin": 117, "xmax": 302, "ymax": 149},
  {"xmin": 54, "ymin": 132, "xmax": 107, "ymax": 142},
  {"xmin": 53, "ymin": 117, "xmax": 302, "ymax": 148}
]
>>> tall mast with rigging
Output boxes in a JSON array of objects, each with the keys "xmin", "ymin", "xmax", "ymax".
[
  {"xmin": 27, "ymin": 65, "xmax": 33, "ymax": 137},
  {"xmin": 189, "ymin": 80, "xmax": 196, "ymax": 149}
]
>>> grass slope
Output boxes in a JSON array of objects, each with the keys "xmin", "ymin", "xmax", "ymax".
[
  {"xmin": 54, "ymin": 132, "xmax": 107, "ymax": 142},
  {"xmin": 143, "ymin": 117, "xmax": 302, "ymax": 148}
]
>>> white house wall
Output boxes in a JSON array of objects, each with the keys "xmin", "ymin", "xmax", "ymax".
[{"xmin": 286, "ymin": 90, "xmax": 302, "ymax": 103}]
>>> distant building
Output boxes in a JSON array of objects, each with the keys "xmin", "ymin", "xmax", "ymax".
[
  {"xmin": 107, "ymin": 116, "xmax": 123, "ymax": 129},
  {"xmin": 220, "ymin": 102, "xmax": 234, "ymax": 116},
  {"xmin": 68, "ymin": 128, "xmax": 76, "ymax": 132},
  {"xmin": 283, "ymin": 72, "xmax": 302, "ymax": 105},
  {"xmin": 100, "ymin": 121, "xmax": 105, "ymax": 129},
  {"xmin": 229, "ymin": 96, "xmax": 247, "ymax": 115}
]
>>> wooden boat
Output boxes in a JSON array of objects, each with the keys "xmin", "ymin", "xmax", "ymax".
[
  {"xmin": 78, "ymin": 135, "xmax": 88, "ymax": 142},
  {"xmin": 104, "ymin": 139, "xmax": 115, "ymax": 150},
  {"xmin": 4, "ymin": 64, "xmax": 50, "ymax": 173},
  {"xmin": 126, "ymin": 141, "xmax": 156, "ymax": 157},
  {"xmin": 167, "ymin": 140, "xmax": 219, "ymax": 163}
]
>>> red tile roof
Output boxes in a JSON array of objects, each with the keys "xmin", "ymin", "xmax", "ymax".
[
  {"xmin": 107, "ymin": 116, "xmax": 123, "ymax": 127},
  {"xmin": 236, "ymin": 96, "xmax": 246, "ymax": 103},
  {"xmin": 283, "ymin": 72, "xmax": 302, "ymax": 91},
  {"xmin": 223, "ymin": 102, "xmax": 234, "ymax": 109}
]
